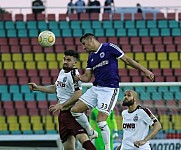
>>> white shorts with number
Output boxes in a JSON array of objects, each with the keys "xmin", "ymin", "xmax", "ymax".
[{"xmin": 79, "ymin": 86, "xmax": 119, "ymax": 115}]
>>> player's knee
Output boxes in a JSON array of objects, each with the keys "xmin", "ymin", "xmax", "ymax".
[
  {"xmin": 76, "ymin": 134, "xmax": 89, "ymax": 144},
  {"xmin": 70, "ymin": 106, "xmax": 79, "ymax": 113},
  {"xmin": 98, "ymin": 121, "xmax": 107, "ymax": 130},
  {"xmin": 71, "ymin": 112, "xmax": 82, "ymax": 118}
]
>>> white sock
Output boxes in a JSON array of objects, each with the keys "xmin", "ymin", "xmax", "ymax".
[
  {"xmin": 71, "ymin": 112, "xmax": 93, "ymax": 136},
  {"xmin": 98, "ymin": 121, "xmax": 110, "ymax": 150}
]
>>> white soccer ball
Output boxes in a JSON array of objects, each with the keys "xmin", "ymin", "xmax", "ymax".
[{"xmin": 38, "ymin": 30, "xmax": 55, "ymax": 47}]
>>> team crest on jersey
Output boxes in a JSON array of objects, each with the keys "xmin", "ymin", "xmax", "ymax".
[
  {"xmin": 100, "ymin": 52, "xmax": 105, "ymax": 58},
  {"xmin": 133, "ymin": 114, "xmax": 138, "ymax": 122},
  {"xmin": 63, "ymin": 77, "xmax": 67, "ymax": 82}
]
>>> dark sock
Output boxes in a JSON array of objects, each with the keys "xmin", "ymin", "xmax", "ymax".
[{"xmin": 82, "ymin": 140, "xmax": 96, "ymax": 150}]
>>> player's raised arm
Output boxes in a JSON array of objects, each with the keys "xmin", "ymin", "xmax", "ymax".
[
  {"xmin": 28, "ymin": 83, "xmax": 56, "ymax": 93},
  {"xmin": 120, "ymin": 55, "xmax": 155, "ymax": 81}
]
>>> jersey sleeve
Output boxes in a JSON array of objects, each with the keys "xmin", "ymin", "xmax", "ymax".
[
  {"xmin": 141, "ymin": 108, "xmax": 158, "ymax": 126},
  {"xmin": 86, "ymin": 54, "xmax": 92, "ymax": 70},
  {"xmin": 71, "ymin": 69, "xmax": 82, "ymax": 91},
  {"xmin": 109, "ymin": 43, "xmax": 124, "ymax": 58}
]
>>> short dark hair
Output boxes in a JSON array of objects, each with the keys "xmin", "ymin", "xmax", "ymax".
[
  {"xmin": 80, "ymin": 33, "xmax": 95, "ymax": 42},
  {"xmin": 64, "ymin": 50, "xmax": 79, "ymax": 60}
]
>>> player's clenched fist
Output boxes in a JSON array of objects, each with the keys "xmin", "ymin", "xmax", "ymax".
[{"xmin": 28, "ymin": 83, "xmax": 38, "ymax": 91}]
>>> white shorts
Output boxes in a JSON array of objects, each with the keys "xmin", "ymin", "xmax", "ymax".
[{"xmin": 79, "ymin": 86, "xmax": 119, "ymax": 115}]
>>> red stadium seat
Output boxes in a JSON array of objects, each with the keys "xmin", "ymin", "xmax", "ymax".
[
  {"xmin": 15, "ymin": 14, "xmax": 24, "ymax": 21},
  {"xmin": 123, "ymin": 13, "xmax": 132, "ymax": 20},
  {"xmin": 145, "ymin": 13, "xmax": 154, "ymax": 20},
  {"xmin": 97, "ymin": 37, "xmax": 107, "ymax": 43},
  {"xmin": 27, "ymin": 101, "xmax": 37, "ymax": 109},
  {"xmin": 3, "ymin": 101, "xmax": 14, "ymax": 109},
  {"xmin": 31, "ymin": 37, "xmax": 39, "ymax": 45},
  {"xmin": 30, "ymin": 77, "xmax": 40, "ymax": 85},
  {"xmin": 17, "ymin": 108, "xmax": 28, "ymax": 116},
  {"xmin": 29, "ymin": 108, "xmax": 39, "ymax": 115},
  {"xmin": 10, "ymin": 45, "xmax": 21, "ymax": 53},
  {"xmin": 26, "ymin": 14, "xmax": 35, "ymax": 21},
  {"xmin": 119, "ymin": 37, "xmax": 129, "ymax": 45},
  {"xmin": 28, "ymin": 69, "xmax": 38, "ymax": 77},
  {"xmin": 155, "ymin": 76, "xmax": 165, "ymax": 82},
  {"xmin": 55, "ymin": 37, "xmax": 63, "ymax": 45},
  {"xmin": 129, "ymin": 69, "xmax": 140, "ymax": 76},
  {"xmin": 5, "ymin": 109, "xmax": 16, "ymax": 116},
  {"xmin": 3, "ymin": 13, "xmax": 12, "ymax": 21},
  {"xmin": 143, "ymin": 45, "xmax": 154, "ymax": 52},
  {"xmin": 41, "ymin": 77, "xmax": 52, "ymax": 85},
  {"xmin": 15, "ymin": 101, "xmax": 25, "ymax": 109},
  {"xmin": 6, "ymin": 69, "xmax": 16, "ymax": 77},
  {"xmin": 17, "ymin": 70, "xmax": 27, "ymax": 77},
  {"xmin": 20, "ymin": 38, "xmax": 30, "ymax": 45},
  {"xmin": 80, "ymin": 13, "xmax": 89, "ymax": 21},
  {"xmin": 19, "ymin": 77, "xmax": 29, "ymax": 85},
  {"xmin": 0, "ymin": 77, "xmax": 6, "ymax": 84},
  {"xmin": 0, "ymin": 46, "xmax": 10, "ymax": 53},
  {"xmin": 90, "ymin": 13, "xmax": 99, "ymax": 20},
  {"xmin": 163, "ymin": 37, "xmax": 173, "ymax": 45},
  {"xmin": 75, "ymin": 37, "xmax": 81, "ymax": 45},
  {"xmin": 37, "ymin": 101, "xmax": 48, "ymax": 109},
  {"xmin": 141, "ymin": 37, "xmax": 151, "ymax": 45},
  {"xmin": 50, "ymin": 69, "xmax": 59, "ymax": 77},
  {"xmin": 154, "ymin": 44, "xmax": 165, "ymax": 52},
  {"xmin": 118, "ymin": 69, "xmax": 128, "ymax": 76},
  {"xmin": 44, "ymin": 47, "xmax": 54, "ymax": 53},
  {"xmin": 165, "ymin": 44, "xmax": 176, "ymax": 52},
  {"xmin": 58, "ymin": 14, "xmax": 67, "ymax": 21},
  {"xmin": 176, "ymin": 44, "xmax": 181, "ymax": 52},
  {"xmin": 163, "ymin": 68, "xmax": 173, "ymax": 76},
  {"xmin": 108, "ymin": 37, "xmax": 118, "ymax": 45},
  {"xmin": 40, "ymin": 108, "xmax": 51, "ymax": 116},
  {"xmin": 0, "ymin": 38, "xmax": 8, "ymax": 46},
  {"xmin": 112, "ymin": 13, "xmax": 121, "ymax": 20},
  {"xmin": 174, "ymin": 69, "xmax": 181, "ymax": 76},
  {"xmin": 77, "ymin": 45, "xmax": 84, "ymax": 52},
  {"xmin": 102, "ymin": 13, "xmax": 110, "ymax": 20},
  {"xmin": 134, "ymin": 13, "xmax": 143, "ymax": 20},
  {"xmin": 152, "ymin": 69, "xmax": 162, "ymax": 76},
  {"xmin": 142, "ymin": 100, "xmax": 153, "ymax": 107},
  {"xmin": 32, "ymin": 45, "xmax": 43, "ymax": 53},
  {"xmin": 156, "ymin": 13, "xmax": 165, "ymax": 20},
  {"xmin": 47, "ymin": 14, "xmax": 56, "ymax": 21},
  {"xmin": 167, "ymin": 13, "xmax": 176, "ymax": 20},
  {"xmin": 165, "ymin": 76, "xmax": 176, "ymax": 82},
  {"xmin": 64, "ymin": 37, "xmax": 74, "ymax": 45},
  {"xmin": 131, "ymin": 76, "xmax": 142, "ymax": 82},
  {"xmin": 121, "ymin": 45, "xmax": 131, "ymax": 52},
  {"xmin": 9, "ymin": 38, "xmax": 19, "ymax": 46},
  {"xmin": 152, "ymin": 37, "xmax": 162, "ymax": 45},
  {"xmin": 37, "ymin": 14, "xmax": 46, "ymax": 21},
  {"xmin": 130, "ymin": 37, "xmax": 140, "ymax": 45},
  {"xmin": 174, "ymin": 37, "xmax": 181, "ymax": 44},
  {"xmin": 120, "ymin": 76, "xmax": 131, "ymax": 82},
  {"xmin": 21, "ymin": 45, "xmax": 32, "ymax": 53},
  {"xmin": 68, "ymin": 13, "xmax": 78, "ymax": 21},
  {"xmin": 54, "ymin": 45, "xmax": 65, "ymax": 53},
  {"xmin": 39, "ymin": 69, "xmax": 49, "ymax": 77},
  {"xmin": 132, "ymin": 45, "xmax": 142, "ymax": 52},
  {"xmin": 7, "ymin": 77, "xmax": 18, "ymax": 84},
  {"xmin": 0, "ymin": 70, "xmax": 5, "ymax": 77}
]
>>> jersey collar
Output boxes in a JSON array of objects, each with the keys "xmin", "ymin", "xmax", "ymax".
[{"xmin": 94, "ymin": 43, "xmax": 102, "ymax": 54}]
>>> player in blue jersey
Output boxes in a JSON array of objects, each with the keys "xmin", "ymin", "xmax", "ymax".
[{"xmin": 71, "ymin": 33, "xmax": 155, "ymax": 150}]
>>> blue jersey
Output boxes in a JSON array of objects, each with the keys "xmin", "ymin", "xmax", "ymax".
[{"xmin": 87, "ymin": 43, "xmax": 124, "ymax": 88}]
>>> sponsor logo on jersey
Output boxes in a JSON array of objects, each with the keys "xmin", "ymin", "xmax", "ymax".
[
  {"xmin": 123, "ymin": 123, "xmax": 135, "ymax": 129},
  {"xmin": 100, "ymin": 52, "xmax": 105, "ymax": 58},
  {"xmin": 93, "ymin": 60, "xmax": 109, "ymax": 70},
  {"xmin": 133, "ymin": 114, "xmax": 138, "ymax": 122}
]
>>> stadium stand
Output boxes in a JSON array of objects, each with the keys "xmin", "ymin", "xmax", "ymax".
[{"xmin": 0, "ymin": 12, "xmax": 180, "ymax": 142}]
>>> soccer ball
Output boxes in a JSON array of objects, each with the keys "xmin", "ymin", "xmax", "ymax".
[{"xmin": 38, "ymin": 30, "xmax": 55, "ymax": 47}]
